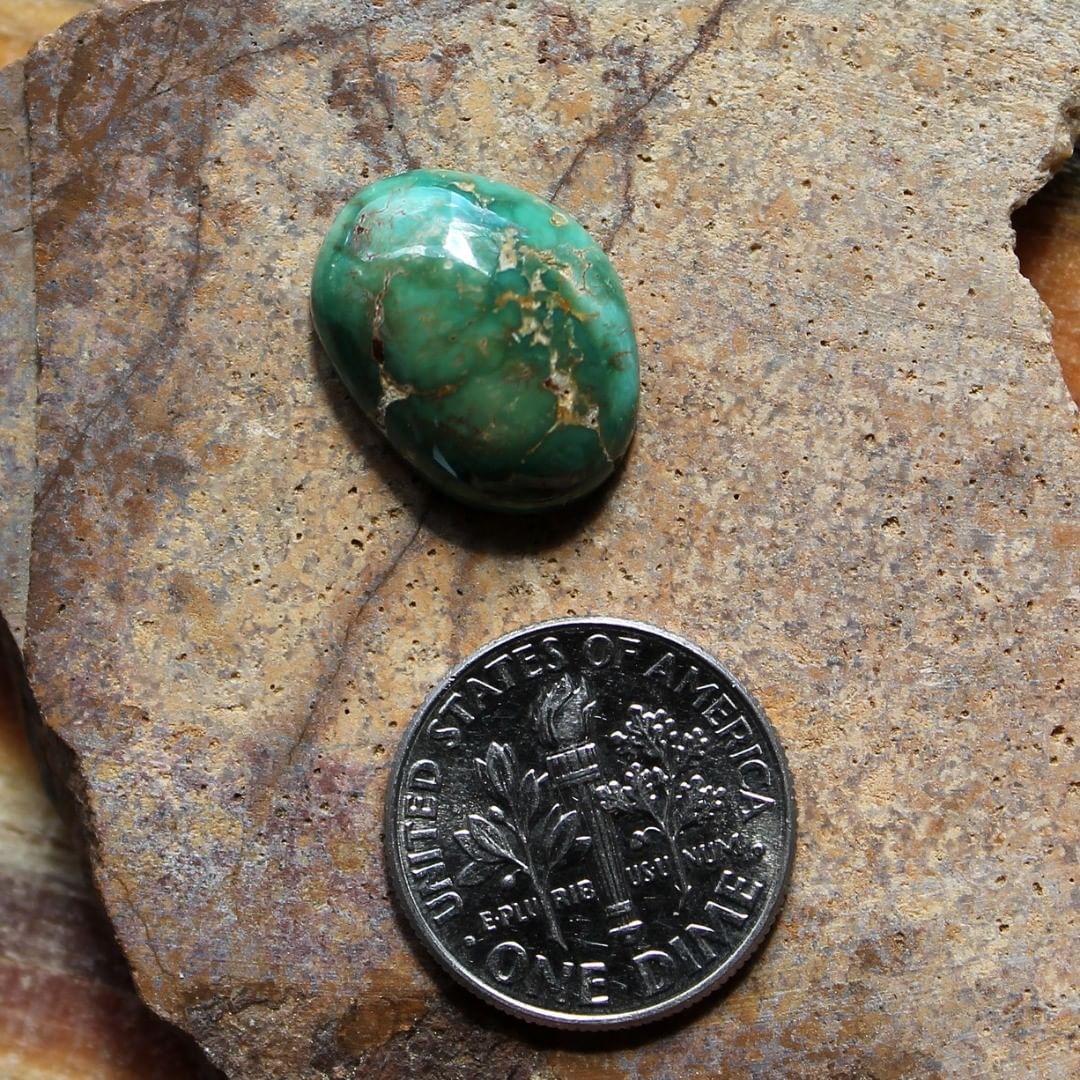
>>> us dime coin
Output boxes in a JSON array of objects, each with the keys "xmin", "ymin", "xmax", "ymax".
[{"xmin": 384, "ymin": 618, "xmax": 795, "ymax": 1028}]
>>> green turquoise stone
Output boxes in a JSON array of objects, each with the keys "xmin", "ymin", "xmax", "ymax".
[{"xmin": 310, "ymin": 169, "xmax": 639, "ymax": 512}]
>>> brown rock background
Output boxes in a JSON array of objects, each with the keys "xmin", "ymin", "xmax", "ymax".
[
  {"xmin": 4, "ymin": 0, "xmax": 1079, "ymax": 1076},
  {"xmin": 0, "ymin": 611, "xmax": 224, "ymax": 1079},
  {"xmin": 2, "ymin": 44, "xmax": 223, "ymax": 1077},
  {"xmin": 0, "ymin": 59, "xmax": 35, "ymax": 647}
]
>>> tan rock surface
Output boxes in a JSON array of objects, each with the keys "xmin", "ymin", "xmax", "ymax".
[{"xmin": 18, "ymin": 1, "xmax": 1080, "ymax": 1077}]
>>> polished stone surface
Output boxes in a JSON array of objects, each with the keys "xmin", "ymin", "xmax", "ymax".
[{"xmin": 311, "ymin": 169, "xmax": 639, "ymax": 511}]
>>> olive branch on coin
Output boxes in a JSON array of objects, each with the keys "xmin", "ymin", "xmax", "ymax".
[
  {"xmin": 595, "ymin": 706, "xmax": 728, "ymax": 903},
  {"xmin": 454, "ymin": 742, "xmax": 590, "ymax": 949}
]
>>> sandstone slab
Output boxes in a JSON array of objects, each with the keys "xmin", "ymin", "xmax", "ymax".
[
  {"xmin": 2, "ymin": 57, "xmax": 222, "ymax": 1079},
  {"xmin": 18, "ymin": 1, "xmax": 1080, "ymax": 1077}
]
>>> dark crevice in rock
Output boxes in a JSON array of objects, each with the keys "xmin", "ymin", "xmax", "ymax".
[{"xmin": 1012, "ymin": 110, "xmax": 1080, "ymax": 406}]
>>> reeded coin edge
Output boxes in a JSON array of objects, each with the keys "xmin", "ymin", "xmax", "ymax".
[{"xmin": 383, "ymin": 616, "xmax": 797, "ymax": 1030}]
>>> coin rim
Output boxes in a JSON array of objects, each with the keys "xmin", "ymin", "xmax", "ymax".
[{"xmin": 384, "ymin": 616, "xmax": 796, "ymax": 1029}]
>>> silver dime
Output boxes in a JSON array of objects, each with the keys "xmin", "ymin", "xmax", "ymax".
[{"xmin": 384, "ymin": 618, "xmax": 795, "ymax": 1028}]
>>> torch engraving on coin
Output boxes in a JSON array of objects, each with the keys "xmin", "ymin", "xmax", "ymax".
[
  {"xmin": 385, "ymin": 618, "xmax": 795, "ymax": 1028},
  {"xmin": 534, "ymin": 674, "xmax": 643, "ymax": 941}
]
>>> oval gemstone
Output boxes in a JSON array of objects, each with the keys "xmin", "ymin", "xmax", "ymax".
[{"xmin": 310, "ymin": 169, "xmax": 640, "ymax": 512}]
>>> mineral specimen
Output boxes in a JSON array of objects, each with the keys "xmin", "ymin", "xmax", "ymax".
[{"xmin": 310, "ymin": 169, "xmax": 639, "ymax": 511}]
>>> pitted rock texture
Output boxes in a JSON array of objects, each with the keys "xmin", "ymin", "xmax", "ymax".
[{"xmin": 18, "ymin": 1, "xmax": 1080, "ymax": 1077}]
